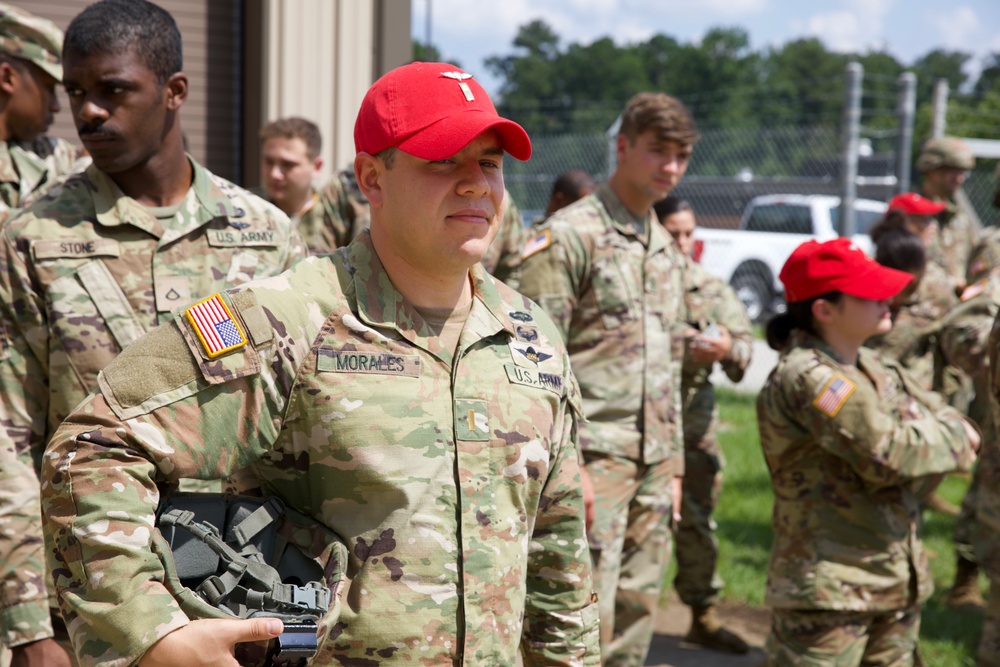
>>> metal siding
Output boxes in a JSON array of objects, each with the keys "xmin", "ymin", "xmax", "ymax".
[{"xmin": 10, "ymin": 0, "xmax": 243, "ymax": 182}]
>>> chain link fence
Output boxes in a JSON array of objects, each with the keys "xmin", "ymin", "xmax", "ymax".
[{"xmin": 504, "ymin": 92, "xmax": 999, "ymax": 392}]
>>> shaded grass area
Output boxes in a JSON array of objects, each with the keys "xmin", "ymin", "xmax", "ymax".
[{"xmin": 669, "ymin": 387, "xmax": 983, "ymax": 665}]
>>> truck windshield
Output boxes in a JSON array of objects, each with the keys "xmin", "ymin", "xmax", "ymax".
[
  {"xmin": 829, "ymin": 206, "xmax": 883, "ymax": 235},
  {"xmin": 744, "ymin": 205, "xmax": 811, "ymax": 234}
]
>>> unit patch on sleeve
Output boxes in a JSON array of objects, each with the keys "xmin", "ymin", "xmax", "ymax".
[
  {"xmin": 185, "ymin": 293, "xmax": 247, "ymax": 358},
  {"xmin": 812, "ymin": 373, "xmax": 856, "ymax": 417},
  {"xmin": 520, "ymin": 230, "xmax": 551, "ymax": 260}
]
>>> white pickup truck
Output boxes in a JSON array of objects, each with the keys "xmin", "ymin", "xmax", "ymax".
[{"xmin": 695, "ymin": 194, "xmax": 888, "ymax": 322}]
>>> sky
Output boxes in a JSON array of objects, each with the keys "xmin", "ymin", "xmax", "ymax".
[{"xmin": 411, "ymin": 0, "xmax": 1000, "ymax": 97}]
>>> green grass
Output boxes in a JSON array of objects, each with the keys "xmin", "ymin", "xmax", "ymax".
[{"xmin": 687, "ymin": 388, "xmax": 983, "ymax": 665}]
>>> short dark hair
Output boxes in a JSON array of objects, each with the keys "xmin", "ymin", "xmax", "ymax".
[
  {"xmin": 551, "ymin": 169, "xmax": 595, "ymax": 201},
  {"xmin": 874, "ymin": 227, "xmax": 926, "ymax": 274},
  {"xmin": 619, "ymin": 92, "xmax": 699, "ymax": 146},
  {"xmin": 260, "ymin": 117, "xmax": 322, "ymax": 159},
  {"xmin": 653, "ymin": 196, "xmax": 693, "ymax": 222},
  {"xmin": 64, "ymin": 0, "xmax": 182, "ymax": 86}
]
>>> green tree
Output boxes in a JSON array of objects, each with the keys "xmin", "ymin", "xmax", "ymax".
[{"xmin": 911, "ymin": 49, "xmax": 970, "ymax": 107}]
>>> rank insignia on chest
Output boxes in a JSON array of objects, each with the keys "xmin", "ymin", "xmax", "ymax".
[
  {"xmin": 511, "ymin": 341, "xmax": 552, "ymax": 366},
  {"xmin": 812, "ymin": 373, "xmax": 856, "ymax": 418},
  {"xmin": 186, "ymin": 293, "xmax": 247, "ymax": 358}
]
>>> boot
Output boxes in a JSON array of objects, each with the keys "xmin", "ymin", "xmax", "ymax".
[
  {"xmin": 685, "ymin": 604, "xmax": 750, "ymax": 654},
  {"xmin": 945, "ymin": 555, "xmax": 985, "ymax": 612}
]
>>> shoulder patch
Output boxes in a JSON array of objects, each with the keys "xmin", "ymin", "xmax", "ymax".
[
  {"xmin": 961, "ymin": 278, "xmax": 987, "ymax": 302},
  {"xmin": 521, "ymin": 230, "xmax": 551, "ymax": 260},
  {"xmin": 812, "ymin": 373, "xmax": 856, "ymax": 417},
  {"xmin": 185, "ymin": 294, "xmax": 247, "ymax": 358}
]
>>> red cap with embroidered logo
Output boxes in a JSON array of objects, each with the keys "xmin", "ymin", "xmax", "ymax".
[
  {"xmin": 354, "ymin": 61, "xmax": 532, "ymax": 161},
  {"xmin": 780, "ymin": 238, "xmax": 912, "ymax": 303},
  {"xmin": 888, "ymin": 192, "xmax": 947, "ymax": 216}
]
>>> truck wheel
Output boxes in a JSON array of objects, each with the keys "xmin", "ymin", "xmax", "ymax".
[{"xmin": 731, "ymin": 272, "xmax": 772, "ymax": 323}]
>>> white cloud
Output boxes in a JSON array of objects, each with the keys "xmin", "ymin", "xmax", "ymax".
[
  {"xmin": 926, "ymin": 6, "xmax": 979, "ymax": 51},
  {"xmin": 797, "ymin": 0, "xmax": 897, "ymax": 53}
]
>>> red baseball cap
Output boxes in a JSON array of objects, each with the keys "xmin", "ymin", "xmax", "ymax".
[
  {"xmin": 780, "ymin": 238, "xmax": 913, "ymax": 303},
  {"xmin": 354, "ymin": 61, "xmax": 532, "ymax": 161},
  {"xmin": 888, "ymin": 192, "xmax": 946, "ymax": 216}
]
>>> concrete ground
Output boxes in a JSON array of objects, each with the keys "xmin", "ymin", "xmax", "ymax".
[{"xmin": 646, "ymin": 593, "xmax": 769, "ymax": 666}]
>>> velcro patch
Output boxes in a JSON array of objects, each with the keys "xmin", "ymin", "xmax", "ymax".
[
  {"xmin": 961, "ymin": 278, "xmax": 987, "ymax": 302},
  {"xmin": 185, "ymin": 294, "xmax": 247, "ymax": 358},
  {"xmin": 521, "ymin": 230, "xmax": 551, "ymax": 260},
  {"xmin": 32, "ymin": 238, "xmax": 120, "ymax": 260},
  {"xmin": 317, "ymin": 349, "xmax": 421, "ymax": 377},
  {"xmin": 505, "ymin": 363, "xmax": 562, "ymax": 395},
  {"xmin": 812, "ymin": 373, "xmax": 856, "ymax": 417}
]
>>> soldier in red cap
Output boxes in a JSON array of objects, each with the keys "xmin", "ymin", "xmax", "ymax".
[
  {"xmin": 40, "ymin": 60, "xmax": 599, "ymax": 667},
  {"xmin": 867, "ymin": 192, "xmax": 959, "ymax": 395},
  {"xmin": 757, "ymin": 238, "xmax": 980, "ymax": 666}
]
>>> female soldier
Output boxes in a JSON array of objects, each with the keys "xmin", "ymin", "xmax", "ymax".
[
  {"xmin": 868, "ymin": 196, "xmax": 964, "ymax": 412},
  {"xmin": 655, "ymin": 196, "xmax": 754, "ymax": 654},
  {"xmin": 758, "ymin": 237, "xmax": 979, "ymax": 666}
]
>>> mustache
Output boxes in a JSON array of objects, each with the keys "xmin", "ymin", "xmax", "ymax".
[{"xmin": 77, "ymin": 123, "xmax": 119, "ymax": 139}]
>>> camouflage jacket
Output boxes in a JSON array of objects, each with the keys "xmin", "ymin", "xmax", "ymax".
[
  {"xmin": 926, "ymin": 187, "xmax": 982, "ymax": 286},
  {"xmin": 865, "ymin": 260, "xmax": 957, "ymax": 391},
  {"xmin": 0, "ymin": 159, "xmax": 305, "ymax": 647},
  {"xmin": 976, "ymin": 301, "xmax": 1000, "ymax": 574},
  {"xmin": 294, "ymin": 174, "xmax": 370, "ymax": 256},
  {"xmin": 41, "ymin": 232, "xmax": 599, "ymax": 666},
  {"xmin": 680, "ymin": 258, "xmax": 753, "ymax": 445},
  {"xmin": 757, "ymin": 331, "xmax": 977, "ymax": 611},
  {"xmin": 0, "ymin": 136, "xmax": 88, "ymax": 217},
  {"xmin": 481, "ymin": 191, "xmax": 527, "ymax": 290},
  {"xmin": 518, "ymin": 183, "xmax": 686, "ymax": 469},
  {"xmin": 966, "ymin": 225, "xmax": 1000, "ymax": 285}
]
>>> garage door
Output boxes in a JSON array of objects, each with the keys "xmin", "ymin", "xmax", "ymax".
[{"xmin": 10, "ymin": 0, "xmax": 244, "ymax": 183}]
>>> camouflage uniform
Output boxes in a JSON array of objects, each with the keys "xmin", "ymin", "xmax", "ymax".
[
  {"xmin": 481, "ymin": 190, "xmax": 527, "ymax": 289},
  {"xmin": 673, "ymin": 258, "xmax": 752, "ymax": 609},
  {"xmin": 0, "ymin": 138, "xmax": 87, "ymax": 217},
  {"xmin": 973, "ymin": 285, "xmax": 1000, "ymax": 664},
  {"xmin": 40, "ymin": 232, "xmax": 600, "ymax": 667},
  {"xmin": 865, "ymin": 261, "xmax": 957, "ymax": 392},
  {"xmin": 518, "ymin": 183, "xmax": 685, "ymax": 666},
  {"xmin": 0, "ymin": 160, "xmax": 305, "ymax": 649},
  {"xmin": 966, "ymin": 226, "xmax": 1000, "ymax": 286},
  {"xmin": 293, "ymin": 173, "xmax": 370, "ymax": 255},
  {"xmin": 924, "ymin": 190, "xmax": 981, "ymax": 287},
  {"xmin": 0, "ymin": 3, "xmax": 89, "ymax": 219},
  {"xmin": 917, "ymin": 136, "xmax": 982, "ymax": 287},
  {"xmin": 758, "ymin": 331, "xmax": 977, "ymax": 666}
]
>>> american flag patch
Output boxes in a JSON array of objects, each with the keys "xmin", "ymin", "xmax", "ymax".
[
  {"xmin": 185, "ymin": 294, "xmax": 247, "ymax": 358},
  {"xmin": 521, "ymin": 230, "xmax": 551, "ymax": 260},
  {"xmin": 812, "ymin": 373, "xmax": 856, "ymax": 417}
]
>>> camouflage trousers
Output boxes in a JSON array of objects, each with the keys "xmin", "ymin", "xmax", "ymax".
[
  {"xmin": 974, "ymin": 474, "xmax": 1000, "ymax": 666},
  {"xmin": 979, "ymin": 588, "xmax": 1000, "ymax": 666},
  {"xmin": 673, "ymin": 414, "xmax": 725, "ymax": 609},
  {"xmin": 765, "ymin": 607, "xmax": 921, "ymax": 667},
  {"xmin": 584, "ymin": 452, "xmax": 674, "ymax": 667},
  {"xmin": 953, "ymin": 463, "xmax": 981, "ymax": 563}
]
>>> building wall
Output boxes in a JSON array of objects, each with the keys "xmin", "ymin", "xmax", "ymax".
[
  {"xmin": 19, "ymin": 0, "xmax": 412, "ymax": 188},
  {"xmin": 23, "ymin": 0, "xmax": 244, "ymax": 182}
]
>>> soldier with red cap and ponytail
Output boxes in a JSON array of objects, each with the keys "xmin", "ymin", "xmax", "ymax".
[{"xmin": 757, "ymin": 238, "xmax": 980, "ymax": 667}]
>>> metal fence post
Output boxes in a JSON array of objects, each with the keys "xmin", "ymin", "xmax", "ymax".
[
  {"xmin": 896, "ymin": 71, "xmax": 916, "ymax": 194},
  {"xmin": 839, "ymin": 61, "xmax": 863, "ymax": 238},
  {"xmin": 931, "ymin": 78, "xmax": 949, "ymax": 139}
]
